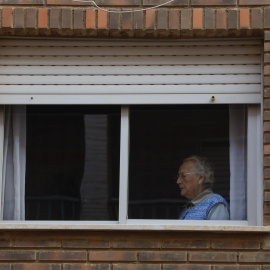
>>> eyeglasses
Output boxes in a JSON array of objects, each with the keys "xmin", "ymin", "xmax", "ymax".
[{"xmin": 175, "ymin": 172, "xmax": 197, "ymax": 180}]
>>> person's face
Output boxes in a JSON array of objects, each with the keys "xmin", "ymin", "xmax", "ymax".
[{"xmin": 176, "ymin": 161, "xmax": 205, "ymax": 200}]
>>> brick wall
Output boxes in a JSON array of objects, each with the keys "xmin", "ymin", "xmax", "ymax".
[
  {"xmin": 1, "ymin": 230, "xmax": 270, "ymax": 270},
  {"xmin": 0, "ymin": 1, "xmax": 270, "ymax": 268},
  {"xmin": 0, "ymin": 0, "xmax": 268, "ymax": 37}
]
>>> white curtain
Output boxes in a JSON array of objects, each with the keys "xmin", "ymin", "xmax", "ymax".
[
  {"xmin": 1, "ymin": 106, "xmax": 26, "ymax": 220},
  {"xmin": 229, "ymin": 105, "xmax": 247, "ymax": 220}
]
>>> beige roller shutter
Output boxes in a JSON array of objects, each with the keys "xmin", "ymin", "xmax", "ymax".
[{"xmin": 0, "ymin": 39, "xmax": 262, "ymax": 104}]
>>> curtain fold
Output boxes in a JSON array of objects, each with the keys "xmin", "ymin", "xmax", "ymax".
[
  {"xmin": 1, "ymin": 106, "xmax": 26, "ymax": 220},
  {"xmin": 229, "ymin": 105, "xmax": 247, "ymax": 220}
]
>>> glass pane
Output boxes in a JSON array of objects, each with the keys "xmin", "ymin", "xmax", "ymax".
[
  {"xmin": 128, "ymin": 105, "xmax": 246, "ymax": 220},
  {"xmin": 25, "ymin": 105, "xmax": 120, "ymax": 221}
]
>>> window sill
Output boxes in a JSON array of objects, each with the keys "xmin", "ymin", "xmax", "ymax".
[{"xmin": 0, "ymin": 221, "xmax": 268, "ymax": 232}]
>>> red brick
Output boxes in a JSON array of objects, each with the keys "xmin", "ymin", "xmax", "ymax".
[
  {"xmin": 63, "ymin": 264, "xmax": 109, "ymax": 270},
  {"xmin": 97, "ymin": 9, "xmax": 107, "ymax": 29},
  {"xmin": 139, "ymin": 251, "xmax": 186, "ymax": 262},
  {"xmin": 211, "ymin": 240, "xmax": 260, "ymax": 249},
  {"xmin": 240, "ymin": 0, "xmax": 270, "ymax": 5},
  {"xmin": 163, "ymin": 266, "xmax": 210, "ymax": 270},
  {"xmin": 264, "ymin": 144, "xmax": 270, "ymax": 154},
  {"xmin": 39, "ymin": 251, "xmax": 87, "ymax": 261},
  {"xmin": 265, "ymin": 191, "xmax": 270, "ymax": 200},
  {"xmin": 25, "ymin": 8, "xmax": 36, "ymax": 29},
  {"xmin": 162, "ymin": 239, "xmax": 209, "ymax": 249},
  {"xmin": 216, "ymin": 9, "xmax": 227, "ymax": 29},
  {"xmin": 157, "ymin": 9, "xmax": 167, "ymax": 30},
  {"xmin": 89, "ymin": 251, "xmax": 136, "ymax": 262},
  {"xmin": 0, "ymin": 264, "xmax": 10, "ymax": 270},
  {"xmin": 266, "ymin": 54, "xmax": 270, "ymax": 64},
  {"xmin": 48, "ymin": 0, "xmax": 140, "ymax": 5},
  {"xmin": 264, "ymin": 157, "xmax": 270, "ymax": 166},
  {"xmin": 113, "ymin": 265, "xmax": 161, "ymax": 270},
  {"xmin": 62, "ymin": 9, "xmax": 71, "ymax": 29},
  {"xmin": 193, "ymin": 9, "xmax": 203, "ymax": 29},
  {"xmin": 146, "ymin": 9, "xmax": 155, "ymax": 30},
  {"xmin": 134, "ymin": 11, "xmax": 143, "ymax": 30},
  {"xmin": 74, "ymin": 9, "xmax": 84, "ymax": 29},
  {"xmin": 0, "ymin": 251, "xmax": 36, "ymax": 261},
  {"xmin": 264, "ymin": 133, "xmax": 270, "ymax": 143},
  {"xmin": 38, "ymin": 8, "xmax": 48, "ymax": 29},
  {"xmin": 86, "ymin": 9, "xmax": 95, "ymax": 29},
  {"xmin": 109, "ymin": 12, "xmax": 119, "ymax": 30},
  {"xmin": 181, "ymin": 9, "xmax": 191, "ymax": 30},
  {"xmin": 265, "ymin": 110, "xmax": 270, "ymax": 120},
  {"xmin": 251, "ymin": 8, "xmax": 263, "ymax": 29},
  {"xmin": 189, "ymin": 252, "xmax": 237, "ymax": 262},
  {"xmin": 2, "ymin": 7, "xmax": 12, "ymax": 28},
  {"xmin": 14, "ymin": 239, "xmax": 61, "ymax": 248},
  {"xmin": 228, "ymin": 9, "xmax": 238, "ymax": 30},
  {"xmin": 265, "ymin": 77, "xmax": 270, "ymax": 86},
  {"xmin": 169, "ymin": 9, "xmax": 179, "ymax": 30},
  {"xmin": 50, "ymin": 8, "xmax": 60, "ymax": 29},
  {"xmin": 264, "ymin": 88, "xmax": 270, "ymax": 97},
  {"xmin": 266, "ymin": 31, "xmax": 270, "ymax": 40},
  {"xmin": 122, "ymin": 12, "xmax": 132, "ymax": 30},
  {"xmin": 264, "ymin": 100, "xmax": 270, "ymax": 109},
  {"xmin": 13, "ymin": 264, "xmax": 61, "ymax": 270},
  {"xmin": 266, "ymin": 43, "xmax": 270, "ymax": 52},
  {"xmin": 0, "ymin": 0, "xmax": 43, "ymax": 4},
  {"xmin": 191, "ymin": 0, "xmax": 236, "ymax": 5},
  {"xmin": 0, "ymin": 239, "xmax": 10, "ymax": 247},
  {"xmin": 264, "ymin": 215, "xmax": 270, "ymax": 225},
  {"xmin": 143, "ymin": 0, "xmax": 188, "ymax": 6},
  {"xmin": 113, "ymin": 239, "xmax": 159, "ymax": 249},
  {"xmin": 205, "ymin": 9, "xmax": 215, "ymax": 29},
  {"xmin": 213, "ymin": 266, "xmax": 260, "ymax": 270},
  {"xmin": 264, "ymin": 203, "xmax": 270, "ymax": 214},
  {"xmin": 265, "ymin": 66, "xmax": 270, "ymax": 75},
  {"xmin": 240, "ymin": 9, "xmax": 250, "ymax": 29},
  {"xmin": 265, "ymin": 8, "xmax": 270, "ymax": 29},
  {"xmin": 62, "ymin": 239, "xmax": 109, "ymax": 248},
  {"xmin": 240, "ymin": 252, "xmax": 270, "ymax": 262},
  {"xmin": 14, "ymin": 8, "xmax": 24, "ymax": 29}
]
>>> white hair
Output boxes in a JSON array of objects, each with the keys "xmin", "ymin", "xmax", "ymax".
[{"xmin": 183, "ymin": 155, "xmax": 214, "ymax": 188}]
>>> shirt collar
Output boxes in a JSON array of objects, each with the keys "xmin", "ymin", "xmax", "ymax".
[{"xmin": 190, "ymin": 188, "xmax": 214, "ymax": 206}]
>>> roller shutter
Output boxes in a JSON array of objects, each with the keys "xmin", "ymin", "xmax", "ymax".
[{"xmin": 0, "ymin": 39, "xmax": 262, "ymax": 104}]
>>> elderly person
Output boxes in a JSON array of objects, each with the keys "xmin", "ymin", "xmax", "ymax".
[{"xmin": 177, "ymin": 156, "xmax": 230, "ymax": 220}]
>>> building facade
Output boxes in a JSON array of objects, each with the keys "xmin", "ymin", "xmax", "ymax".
[{"xmin": 0, "ymin": 0, "xmax": 270, "ymax": 269}]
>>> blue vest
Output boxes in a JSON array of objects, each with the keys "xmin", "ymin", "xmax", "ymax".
[{"xmin": 179, "ymin": 194, "xmax": 230, "ymax": 220}]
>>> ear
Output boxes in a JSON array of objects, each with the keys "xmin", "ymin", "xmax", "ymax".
[{"xmin": 198, "ymin": 174, "xmax": 205, "ymax": 185}]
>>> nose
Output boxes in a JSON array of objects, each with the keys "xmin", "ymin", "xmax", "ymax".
[{"xmin": 176, "ymin": 176, "xmax": 181, "ymax": 184}]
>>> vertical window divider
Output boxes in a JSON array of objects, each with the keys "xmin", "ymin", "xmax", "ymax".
[
  {"xmin": 247, "ymin": 104, "xmax": 262, "ymax": 226},
  {"xmin": 118, "ymin": 105, "xmax": 130, "ymax": 224},
  {"xmin": 0, "ymin": 106, "xmax": 4, "ymax": 220}
]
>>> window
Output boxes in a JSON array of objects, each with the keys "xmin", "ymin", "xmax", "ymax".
[
  {"xmin": 0, "ymin": 103, "xmax": 262, "ymax": 225},
  {"xmin": 0, "ymin": 38, "xmax": 263, "ymax": 226}
]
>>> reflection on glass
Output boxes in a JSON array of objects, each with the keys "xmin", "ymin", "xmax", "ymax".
[
  {"xmin": 25, "ymin": 106, "xmax": 120, "ymax": 221},
  {"xmin": 128, "ymin": 105, "xmax": 246, "ymax": 220}
]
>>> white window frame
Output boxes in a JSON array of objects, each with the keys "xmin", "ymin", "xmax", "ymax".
[
  {"xmin": 0, "ymin": 38, "xmax": 263, "ymax": 228},
  {"xmin": 0, "ymin": 102, "xmax": 262, "ymax": 227}
]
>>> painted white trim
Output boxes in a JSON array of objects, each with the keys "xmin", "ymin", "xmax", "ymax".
[{"xmin": 0, "ymin": 106, "xmax": 4, "ymax": 220}]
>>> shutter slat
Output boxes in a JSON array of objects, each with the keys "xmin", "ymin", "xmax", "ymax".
[
  {"xmin": 0, "ymin": 46, "xmax": 261, "ymax": 56},
  {"xmin": 0, "ymin": 65, "xmax": 261, "ymax": 75},
  {"xmin": 0, "ymin": 84, "xmax": 261, "ymax": 94},
  {"xmin": 0, "ymin": 55, "xmax": 261, "ymax": 65},
  {"xmin": 1, "ymin": 74, "xmax": 261, "ymax": 85}
]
